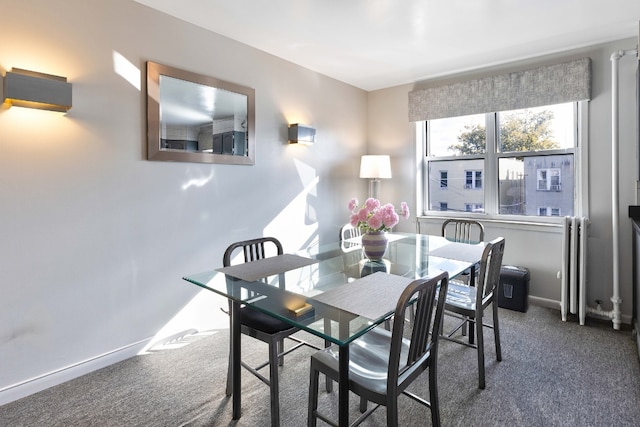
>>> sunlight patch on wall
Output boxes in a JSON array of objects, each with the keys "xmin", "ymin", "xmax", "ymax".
[
  {"xmin": 181, "ymin": 170, "xmax": 215, "ymax": 190},
  {"xmin": 264, "ymin": 159, "xmax": 319, "ymax": 249},
  {"xmin": 112, "ymin": 51, "xmax": 140, "ymax": 91},
  {"xmin": 138, "ymin": 287, "xmax": 230, "ymax": 355}
]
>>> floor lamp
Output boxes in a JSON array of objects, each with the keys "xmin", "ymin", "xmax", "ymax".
[{"xmin": 360, "ymin": 155, "xmax": 392, "ymax": 199}]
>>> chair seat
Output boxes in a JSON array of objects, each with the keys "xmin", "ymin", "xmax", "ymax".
[
  {"xmin": 239, "ymin": 306, "xmax": 297, "ymax": 334},
  {"xmin": 311, "ymin": 327, "xmax": 413, "ymax": 397},
  {"xmin": 445, "ymin": 281, "xmax": 477, "ymax": 312}
]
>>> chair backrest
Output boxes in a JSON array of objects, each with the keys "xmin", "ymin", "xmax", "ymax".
[
  {"xmin": 340, "ymin": 223, "xmax": 362, "ymax": 241},
  {"xmin": 387, "ymin": 271, "xmax": 449, "ymax": 391},
  {"xmin": 441, "ymin": 219, "xmax": 485, "ymax": 244},
  {"xmin": 223, "ymin": 237, "xmax": 284, "ymax": 267},
  {"xmin": 340, "ymin": 223, "xmax": 362, "ymax": 252},
  {"xmin": 476, "ymin": 237, "xmax": 506, "ymax": 304}
]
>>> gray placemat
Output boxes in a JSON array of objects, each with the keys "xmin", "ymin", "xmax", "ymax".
[
  {"xmin": 428, "ymin": 242, "xmax": 485, "ymax": 263},
  {"xmin": 312, "ymin": 271, "xmax": 413, "ymax": 320},
  {"xmin": 216, "ymin": 254, "xmax": 318, "ymax": 282}
]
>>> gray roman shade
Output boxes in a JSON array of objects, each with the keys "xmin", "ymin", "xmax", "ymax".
[{"xmin": 408, "ymin": 58, "xmax": 591, "ymax": 122}]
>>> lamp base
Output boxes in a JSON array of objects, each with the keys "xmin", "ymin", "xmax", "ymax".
[{"xmin": 369, "ymin": 179, "xmax": 380, "ymax": 200}]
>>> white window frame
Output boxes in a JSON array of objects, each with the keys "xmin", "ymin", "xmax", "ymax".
[{"xmin": 416, "ymin": 101, "xmax": 588, "ymax": 224}]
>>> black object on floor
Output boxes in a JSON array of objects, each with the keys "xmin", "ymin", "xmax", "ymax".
[{"xmin": 498, "ymin": 265, "xmax": 529, "ymax": 312}]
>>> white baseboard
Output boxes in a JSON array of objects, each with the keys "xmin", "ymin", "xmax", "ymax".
[
  {"xmin": 528, "ymin": 296, "xmax": 632, "ymax": 325},
  {"xmin": 529, "ymin": 295, "xmax": 561, "ymax": 309},
  {"xmin": 0, "ymin": 338, "xmax": 151, "ymax": 406}
]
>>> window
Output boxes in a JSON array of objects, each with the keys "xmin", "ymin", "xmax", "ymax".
[
  {"xmin": 424, "ymin": 102, "xmax": 581, "ymax": 217},
  {"xmin": 465, "ymin": 170, "xmax": 482, "ymax": 189},
  {"xmin": 465, "ymin": 203, "xmax": 483, "ymax": 212},
  {"xmin": 537, "ymin": 168, "xmax": 561, "ymax": 191},
  {"xmin": 539, "ymin": 207, "xmax": 561, "ymax": 216},
  {"xmin": 440, "ymin": 171, "xmax": 448, "ymax": 188}
]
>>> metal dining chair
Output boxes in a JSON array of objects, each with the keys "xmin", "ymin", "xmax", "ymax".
[
  {"xmin": 442, "ymin": 218, "xmax": 485, "ymax": 288},
  {"xmin": 441, "ymin": 218, "xmax": 485, "ymax": 244},
  {"xmin": 223, "ymin": 237, "xmax": 321, "ymax": 427},
  {"xmin": 441, "ymin": 236, "xmax": 505, "ymax": 389},
  {"xmin": 308, "ymin": 272, "xmax": 450, "ymax": 427}
]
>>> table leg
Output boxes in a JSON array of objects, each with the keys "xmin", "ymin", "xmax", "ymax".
[
  {"xmin": 324, "ymin": 317, "xmax": 332, "ymax": 392},
  {"xmin": 338, "ymin": 345, "xmax": 349, "ymax": 426},
  {"xmin": 230, "ymin": 300, "xmax": 241, "ymax": 419}
]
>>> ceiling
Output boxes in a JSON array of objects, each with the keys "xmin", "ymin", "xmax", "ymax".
[{"xmin": 134, "ymin": 0, "xmax": 640, "ymax": 91}]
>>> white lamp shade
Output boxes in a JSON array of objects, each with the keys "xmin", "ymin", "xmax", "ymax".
[{"xmin": 359, "ymin": 155, "xmax": 392, "ymax": 179}]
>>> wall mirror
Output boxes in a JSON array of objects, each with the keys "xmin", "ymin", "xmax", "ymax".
[{"xmin": 146, "ymin": 61, "xmax": 255, "ymax": 165}]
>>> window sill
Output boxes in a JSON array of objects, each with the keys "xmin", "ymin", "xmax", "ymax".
[{"xmin": 416, "ymin": 213, "xmax": 564, "ymax": 233}]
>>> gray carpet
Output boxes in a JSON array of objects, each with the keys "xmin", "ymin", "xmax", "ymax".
[{"xmin": 1, "ymin": 304, "xmax": 639, "ymax": 426}]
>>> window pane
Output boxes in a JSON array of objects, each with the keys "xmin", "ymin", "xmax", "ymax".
[
  {"xmin": 429, "ymin": 159, "xmax": 485, "ymax": 212},
  {"xmin": 498, "ymin": 154, "xmax": 573, "ymax": 216},
  {"xmin": 429, "ymin": 114, "xmax": 486, "ymax": 156},
  {"xmin": 498, "ymin": 103, "xmax": 574, "ymax": 153},
  {"xmin": 440, "ymin": 171, "xmax": 448, "ymax": 188}
]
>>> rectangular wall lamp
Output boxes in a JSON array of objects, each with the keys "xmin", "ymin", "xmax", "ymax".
[
  {"xmin": 3, "ymin": 68, "xmax": 72, "ymax": 112},
  {"xmin": 288, "ymin": 124, "xmax": 316, "ymax": 145}
]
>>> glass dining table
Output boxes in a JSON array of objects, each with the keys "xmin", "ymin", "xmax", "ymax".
[{"xmin": 183, "ymin": 232, "xmax": 487, "ymax": 426}]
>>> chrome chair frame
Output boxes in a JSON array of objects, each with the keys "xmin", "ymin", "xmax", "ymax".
[
  {"xmin": 308, "ymin": 272, "xmax": 449, "ymax": 427},
  {"xmin": 223, "ymin": 237, "xmax": 321, "ymax": 427},
  {"xmin": 439, "ymin": 218, "xmax": 485, "ymax": 334},
  {"xmin": 441, "ymin": 237, "xmax": 505, "ymax": 389},
  {"xmin": 441, "ymin": 218, "xmax": 485, "ymax": 243}
]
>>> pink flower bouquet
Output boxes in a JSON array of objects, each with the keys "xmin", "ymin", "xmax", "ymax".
[{"xmin": 348, "ymin": 197, "xmax": 410, "ymax": 233}]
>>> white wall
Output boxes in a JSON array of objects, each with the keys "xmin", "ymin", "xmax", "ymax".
[
  {"xmin": 2, "ymin": 0, "xmax": 637, "ymax": 406},
  {"xmin": 0, "ymin": 0, "xmax": 369, "ymax": 403},
  {"xmin": 368, "ymin": 39, "xmax": 639, "ymax": 321}
]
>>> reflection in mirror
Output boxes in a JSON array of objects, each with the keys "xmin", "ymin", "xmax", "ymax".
[{"xmin": 147, "ymin": 61, "xmax": 255, "ymax": 165}]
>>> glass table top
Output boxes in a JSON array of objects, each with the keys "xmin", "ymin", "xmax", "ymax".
[{"xmin": 183, "ymin": 232, "xmax": 485, "ymax": 346}]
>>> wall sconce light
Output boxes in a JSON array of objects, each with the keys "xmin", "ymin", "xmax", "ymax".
[
  {"xmin": 360, "ymin": 155, "xmax": 392, "ymax": 199},
  {"xmin": 288, "ymin": 124, "xmax": 315, "ymax": 145},
  {"xmin": 2, "ymin": 68, "xmax": 72, "ymax": 112}
]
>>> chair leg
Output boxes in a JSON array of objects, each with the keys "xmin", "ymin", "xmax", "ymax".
[
  {"xmin": 308, "ymin": 362, "xmax": 319, "ymax": 427},
  {"xmin": 429, "ymin": 362, "xmax": 441, "ymax": 427},
  {"xmin": 493, "ymin": 301, "xmax": 502, "ymax": 361},
  {"xmin": 325, "ymin": 375, "xmax": 333, "ymax": 393},
  {"xmin": 268, "ymin": 340, "xmax": 280, "ymax": 427},
  {"xmin": 476, "ymin": 310, "xmax": 486, "ymax": 389},
  {"xmin": 359, "ymin": 396, "xmax": 368, "ymax": 413},
  {"xmin": 225, "ymin": 329, "xmax": 233, "ymax": 396},
  {"xmin": 386, "ymin": 395, "xmax": 399, "ymax": 427},
  {"xmin": 323, "ymin": 328, "xmax": 332, "ymax": 393},
  {"xmin": 277, "ymin": 338, "xmax": 285, "ymax": 366},
  {"xmin": 462, "ymin": 315, "xmax": 469, "ymax": 338},
  {"xmin": 225, "ymin": 355, "xmax": 233, "ymax": 396}
]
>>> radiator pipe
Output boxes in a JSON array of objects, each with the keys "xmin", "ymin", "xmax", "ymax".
[{"xmin": 606, "ymin": 49, "xmax": 637, "ymax": 330}]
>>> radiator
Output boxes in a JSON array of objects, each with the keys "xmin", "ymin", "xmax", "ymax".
[{"xmin": 560, "ymin": 216, "xmax": 589, "ymax": 325}]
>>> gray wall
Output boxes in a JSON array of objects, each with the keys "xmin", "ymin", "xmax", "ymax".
[
  {"xmin": 0, "ymin": 0, "xmax": 368, "ymax": 403},
  {"xmin": 368, "ymin": 39, "xmax": 639, "ymax": 320}
]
